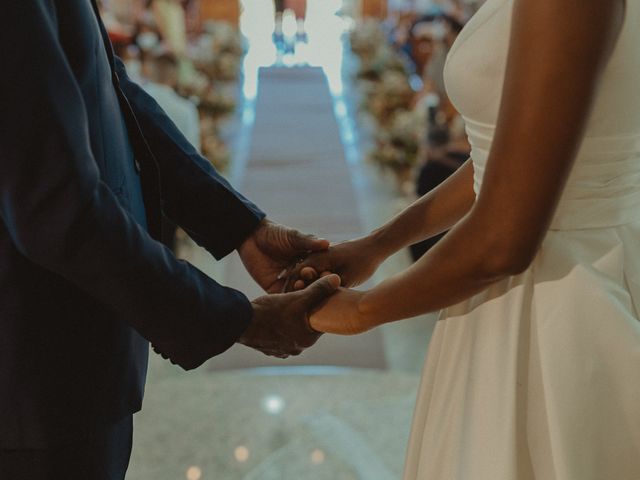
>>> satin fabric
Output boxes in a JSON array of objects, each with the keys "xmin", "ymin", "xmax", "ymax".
[{"xmin": 403, "ymin": 1, "xmax": 640, "ymax": 478}]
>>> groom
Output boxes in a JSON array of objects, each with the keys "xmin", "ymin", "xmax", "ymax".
[{"xmin": 0, "ymin": 2, "xmax": 338, "ymax": 479}]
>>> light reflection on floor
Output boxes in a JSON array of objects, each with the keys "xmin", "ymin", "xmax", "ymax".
[{"xmin": 129, "ymin": 366, "xmax": 418, "ymax": 479}]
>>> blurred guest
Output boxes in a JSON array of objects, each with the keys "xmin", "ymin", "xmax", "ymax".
[
  {"xmin": 425, "ymin": 14, "xmax": 463, "ymax": 97},
  {"xmin": 141, "ymin": 1, "xmax": 197, "ymax": 86},
  {"xmin": 273, "ymin": 0, "xmax": 286, "ymax": 44},
  {"xmin": 389, "ymin": 11, "xmax": 419, "ymax": 60},
  {"xmin": 273, "ymin": 0, "xmax": 308, "ymax": 46},
  {"xmin": 409, "ymin": 19, "xmax": 439, "ymax": 77},
  {"xmin": 288, "ymin": 0, "xmax": 308, "ymax": 42},
  {"xmin": 142, "ymin": 51, "xmax": 200, "ymax": 150},
  {"xmin": 150, "ymin": 0, "xmax": 187, "ymax": 56},
  {"xmin": 117, "ymin": 44, "xmax": 144, "ymax": 82},
  {"xmin": 132, "ymin": 9, "xmax": 162, "ymax": 55}
]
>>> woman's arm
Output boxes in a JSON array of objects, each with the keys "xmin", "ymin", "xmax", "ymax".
[
  {"xmin": 291, "ymin": 160, "xmax": 475, "ymax": 289},
  {"xmin": 370, "ymin": 159, "xmax": 475, "ymax": 256},
  {"xmin": 311, "ymin": 0, "xmax": 625, "ymax": 333}
]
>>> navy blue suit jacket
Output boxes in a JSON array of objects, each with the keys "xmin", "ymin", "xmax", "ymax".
[{"xmin": 0, "ymin": 1, "xmax": 264, "ymax": 447}]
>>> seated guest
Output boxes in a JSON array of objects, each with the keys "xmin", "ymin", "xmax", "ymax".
[{"xmin": 142, "ymin": 51, "xmax": 200, "ymax": 151}]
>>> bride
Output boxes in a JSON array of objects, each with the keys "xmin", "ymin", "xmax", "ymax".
[{"xmin": 291, "ymin": 0, "xmax": 640, "ymax": 478}]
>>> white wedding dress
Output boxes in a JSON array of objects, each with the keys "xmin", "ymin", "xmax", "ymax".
[{"xmin": 403, "ymin": 1, "xmax": 640, "ymax": 479}]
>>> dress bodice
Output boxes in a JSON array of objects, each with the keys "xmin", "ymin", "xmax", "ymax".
[{"xmin": 443, "ymin": 0, "xmax": 640, "ymax": 230}]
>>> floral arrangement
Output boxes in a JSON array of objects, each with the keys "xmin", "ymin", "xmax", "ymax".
[
  {"xmin": 356, "ymin": 44, "xmax": 407, "ymax": 82},
  {"xmin": 193, "ymin": 21, "xmax": 245, "ymax": 82},
  {"xmin": 350, "ymin": 20, "xmax": 422, "ymax": 188},
  {"xmin": 200, "ymin": 117, "xmax": 231, "ymax": 172},
  {"xmin": 205, "ymin": 21, "xmax": 245, "ymax": 58},
  {"xmin": 197, "ymin": 85, "xmax": 237, "ymax": 119},
  {"xmin": 350, "ymin": 19, "xmax": 387, "ymax": 61},
  {"xmin": 360, "ymin": 70, "xmax": 413, "ymax": 125},
  {"xmin": 369, "ymin": 110, "xmax": 423, "ymax": 172},
  {"xmin": 195, "ymin": 82, "xmax": 237, "ymax": 172},
  {"xmin": 351, "ymin": 21, "xmax": 407, "ymax": 82},
  {"xmin": 201, "ymin": 136, "xmax": 230, "ymax": 172},
  {"xmin": 179, "ymin": 21, "xmax": 245, "ymax": 172}
]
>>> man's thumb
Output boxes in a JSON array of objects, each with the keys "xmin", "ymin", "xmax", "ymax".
[{"xmin": 299, "ymin": 274, "xmax": 341, "ymax": 308}]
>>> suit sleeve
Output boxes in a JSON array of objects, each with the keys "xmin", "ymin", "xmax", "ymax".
[
  {"xmin": 113, "ymin": 57, "xmax": 265, "ymax": 260},
  {"xmin": 0, "ymin": 1, "xmax": 251, "ymax": 370}
]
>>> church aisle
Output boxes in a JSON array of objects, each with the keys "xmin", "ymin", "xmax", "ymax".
[{"xmin": 207, "ymin": 65, "xmax": 387, "ymax": 370}]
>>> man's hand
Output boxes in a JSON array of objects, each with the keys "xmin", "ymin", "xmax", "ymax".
[
  {"xmin": 287, "ymin": 236, "xmax": 385, "ymax": 291},
  {"xmin": 239, "ymin": 274, "xmax": 341, "ymax": 357},
  {"xmin": 238, "ymin": 219, "xmax": 330, "ymax": 293}
]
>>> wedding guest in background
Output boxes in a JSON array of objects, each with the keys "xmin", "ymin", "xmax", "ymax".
[
  {"xmin": 408, "ymin": 20, "xmax": 438, "ymax": 77},
  {"xmin": 424, "ymin": 13, "xmax": 463, "ymax": 97},
  {"xmin": 150, "ymin": 0, "xmax": 188, "ymax": 59},
  {"xmin": 117, "ymin": 44, "xmax": 144, "ymax": 82},
  {"xmin": 273, "ymin": 0, "xmax": 286, "ymax": 45},
  {"xmin": 389, "ymin": 11, "xmax": 420, "ymax": 62},
  {"xmin": 142, "ymin": 51, "xmax": 200, "ymax": 151},
  {"xmin": 132, "ymin": 9, "xmax": 163, "ymax": 58},
  {"xmin": 288, "ymin": 0, "xmax": 308, "ymax": 43},
  {"xmin": 273, "ymin": 0, "xmax": 308, "ymax": 48}
]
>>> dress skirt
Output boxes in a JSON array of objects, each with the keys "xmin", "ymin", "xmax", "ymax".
[{"xmin": 403, "ymin": 224, "xmax": 640, "ymax": 479}]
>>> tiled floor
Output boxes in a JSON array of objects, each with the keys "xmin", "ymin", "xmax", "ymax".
[
  {"xmin": 129, "ymin": 359, "xmax": 421, "ymax": 480},
  {"xmin": 127, "ymin": 2, "xmax": 437, "ymax": 478}
]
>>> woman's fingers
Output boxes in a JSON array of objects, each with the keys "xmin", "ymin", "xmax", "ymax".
[
  {"xmin": 291, "ymin": 267, "xmax": 318, "ymax": 291},
  {"xmin": 292, "ymin": 269, "xmax": 333, "ymax": 291},
  {"xmin": 308, "ymin": 314, "xmax": 325, "ymax": 333},
  {"xmin": 300, "ymin": 267, "xmax": 318, "ymax": 281}
]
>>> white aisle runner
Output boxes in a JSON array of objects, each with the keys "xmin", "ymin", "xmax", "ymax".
[{"xmin": 206, "ymin": 66, "xmax": 386, "ymax": 370}]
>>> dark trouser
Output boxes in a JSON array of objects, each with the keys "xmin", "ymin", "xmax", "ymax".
[
  {"xmin": 0, "ymin": 415, "xmax": 133, "ymax": 480},
  {"xmin": 409, "ymin": 156, "xmax": 464, "ymax": 261}
]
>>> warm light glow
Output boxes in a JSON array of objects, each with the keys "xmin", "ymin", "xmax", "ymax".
[
  {"xmin": 186, "ymin": 466, "xmax": 202, "ymax": 480},
  {"xmin": 234, "ymin": 445, "xmax": 250, "ymax": 463},
  {"xmin": 238, "ymin": 0, "xmax": 349, "ymax": 90},
  {"xmin": 262, "ymin": 394, "xmax": 286, "ymax": 415},
  {"xmin": 310, "ymin": 448, "xmax": 326, "ymax": 465}
]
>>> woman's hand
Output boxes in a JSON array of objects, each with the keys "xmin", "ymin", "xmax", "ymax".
[
  {"xmin": 309, "ymin": 288, "xmax": 374, "ymax": 335},
  {"xmin": 287, "ymin": 236, "xmax": 386, "ymax": 291}
]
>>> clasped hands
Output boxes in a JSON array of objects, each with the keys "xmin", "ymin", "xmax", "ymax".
[{"xmin": 237, "ymin": 219, "xmax": 384, "ymax": 358}]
